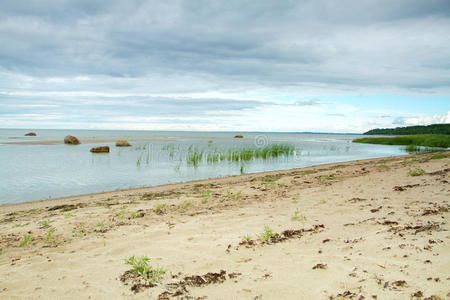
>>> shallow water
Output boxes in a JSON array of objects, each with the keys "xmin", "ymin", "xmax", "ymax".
[{"xmin": 0, "ymin": 129, "xmax": 406, "ymax": 204}]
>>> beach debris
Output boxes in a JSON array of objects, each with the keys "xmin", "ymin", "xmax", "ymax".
[
  {"xmin": 90, "ymin": 146, "xmax": 110, "ymax": 153},
  {"xmin": 24, "ymin": 132, "xmax": 36, "ymax": 136},
  {"xmin": 393, "ymin": 184, "xmax": 419, "ymax": 191},
  {"xmin": 236, "ymin": 225, "xmax": 324, "ymax": 250},
  {"xmin": 116, "ymin": 139, "xmax": 132, "ymax": 147},
  {"xmin": 329, "ymin": 290, "xmax": 358, "ymax": 299},
  {"xmin": 234, "ymin": 134, "xmax": 244, "ymax": 138},
  {"xmin": 312, "ymin": 263, "xmax": 327, "ymax": 270},
  {"xmin": 422, "ymin": 206, "xmax": 448, "ymax": 216},
  {"xmin": 348, "ymin": 197, "xmax": 366, "ymax": 203},
  {"xmin": 426, "ymin": 168, "xmax": 450, "ymax": 176},
  {"xmin": 378, "ymin": 220, "xmax": 398, "ymax": 226},
  {"xmin": 413, "ymin": 222, "xmax": 442, "ymax": 234},
  {"xmin": 64, "ymin": 135, "xmax": 80, "ymax": 145},
  {"xmin": 391, "ymin": 280, "xmax": 407, "ymax": 289},
  {"xmin": 208, "ymin": 140, "xmax": 213, "ymax": 143},
  {"xmin": 184, "ymin": 270, "xmax": 227, "ymax": 286},
  {"xmin": 47, "ymin": 203, "xmax": 86, "ymax": 212},
  {"xmin": 412, "ymin": 291, "xmax": 423, "ymax": 298},
  {"xmin": 370, "ymin": 206, "xmax": 382, "ymax": 213}
]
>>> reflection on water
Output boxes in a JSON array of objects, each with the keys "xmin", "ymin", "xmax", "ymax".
[{"xmin": 0, "ymin": 129, "xmax": 407, "ymax": 204}]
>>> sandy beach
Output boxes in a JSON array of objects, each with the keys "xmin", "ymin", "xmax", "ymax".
[{"xmin": 0, "ymin": 151, "xmax": 448, "ymax": 299}]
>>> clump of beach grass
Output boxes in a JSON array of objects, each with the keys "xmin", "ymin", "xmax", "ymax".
[
  {"xmin": 44, "ymin": 227, "xmax": 56, "ymax": 243},
  {"xmin": 155, "ymin": 203, "xmax": 166, "ymax": 214},
  {"xmin": 124, "ymin": 256, "xmax": 165, "ymax": 283},
  {"xmin": 177, "ymin": 200, "xmax": 193, "ymax": 212},
  {"xmin": 258, "ymin": 226, "xmax": 279, "ymax": 242},
  {"xmin": 242, "ymin": 234, "xmax": 252, "ymax": 242},
  {"xmin": 19, "ymin": 233, "xmax": 31, "ymax": 247},
  {"xmin": 199, "ymin": 189, "xmax": 211, "ymax": 204},
  {"xmin": 430, "ymin": 152, "xmax": 450, "ymax": 159},
  {"xmin": 408, "ymin": 168, "xmax": 426, "ymax": 176}
]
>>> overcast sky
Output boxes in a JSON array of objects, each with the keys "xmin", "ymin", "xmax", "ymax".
[{"xmin": 0, "ymin": 0, "xmax": 449, "ymax": 132}]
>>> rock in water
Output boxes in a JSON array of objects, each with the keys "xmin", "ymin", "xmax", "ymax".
[
  {"xmin": 234, "ymin": 134, "xmax": 244, "ymax": 138},
  {"xmin": 90, "ymin": 146, "xmax": 110, "ymax": 153},
  {"xmin": 64, "ymin": 135, "xmax": 80, "ymax": 145},
  {"xmin": 24, "ymin": 132, "xmax": 36, "ymax": 136},
  {"xmin": 116, "ymin": 139, "xmax": 132, "ymax": 147}
]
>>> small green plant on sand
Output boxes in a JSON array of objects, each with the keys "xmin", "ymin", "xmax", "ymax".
[
  {"xmin": 199, "ymin": 189, "xmax": 211, "ymax": 204},
  {"xmin": 319, "ymin": 174, "xmax": 337, "ymax": 182},
  {"xmin": 408, "ymin": 168, "xmax": 426, "ymax": 176},
  {"xmin": 155, "ymin": 203, "xmax": 166, "ymax": 214},
  {"xmin": 116, "ymin": 208, "xmax": 127, "ymax": 218},
  {"xmin": 44, "ymin": 227, "xmax": 56, "ymax": 243},
  {"xmin": 64, "ymin": 212, "xmax": 72, "ymax": 218},
  {"xmin": 96, "ymin": 221, "xmax": 105, "ymax": 228},
  {"xmin": 258, "ymin": 226, "xmax": 279, "ymax": 242},
  {"xmin": 242, "ymin": 234, "xmax": 252, "ymax": 242},
  {"xmin": 124, "ymin": 256, "xmax": 165, "ymax": 283},
  {"xmin": 379, "ymin": 163, "xmax": 389, "ymax": 170},
  {"xmin": 430, "ymin": 153, "xmax": 449, "ymax": 160},
  {"xmin": 177, "ymin": 200, "xmax": 192, "ymax": 212},
  {"xmin": 19, "ymin": 233, "xmax": 31, "ymax": 247},
  {"xmin": 320, "ymin": 199, "xmax": 327, "ymax": 204},
  {"xmin": 226, "ymin": 190, "xmax": 242, "ymax": 201},
  {"xmin": 40, "ymin": 220, "xmax": 52, "ymax": 228},
  {"xmin": 130, "ymin": 210, "xmax": 144, "ymax": 218}
]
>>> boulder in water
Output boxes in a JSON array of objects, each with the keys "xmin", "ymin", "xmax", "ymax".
[
  {"xmin": 116, "ymin": 139, "xmax": 132, "ymax": 147},
  {"xmin": 64, "ymin": 135, "xmax": 80, "ymax": 145},
  {"xmin": 234, "ymin": 134, "xmax": 244, "ymax": 138},
  {"xmin": 90, "ymin": 146, "xmax": 110, "ymax": 153},
  {"xmin": 24, "ymin": 132, "xmax": 36, "ymax": 136}
]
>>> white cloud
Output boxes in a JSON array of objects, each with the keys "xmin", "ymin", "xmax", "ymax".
[{"xmin": 397, "ymin": 111, "xmax": 450, "ymax": 126}]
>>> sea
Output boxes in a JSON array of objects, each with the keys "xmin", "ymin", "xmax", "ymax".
[{"xmin": 0, "ymin": 129, "xmax": 407, "ymax": 204}]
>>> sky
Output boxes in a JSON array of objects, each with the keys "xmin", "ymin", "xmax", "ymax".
[{"xmin": 0, "ymin": 0, "xmax": 449, "ymax": 133}]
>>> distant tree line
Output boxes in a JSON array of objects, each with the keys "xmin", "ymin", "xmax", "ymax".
[{"xmin": 364, "ymin": 123, "xmax": 450, "ymax": 135}]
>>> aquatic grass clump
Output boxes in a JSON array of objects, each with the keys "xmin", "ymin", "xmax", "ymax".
[
  {"xmin": 186, "ymin": 147, "xmax": 203, "ymax": 167},
  {"xmin": 404, "ymin": 145, "xmax": 438, "ymax": 153},
  {"xmin": 182, "ymin": 143, "xmax": 296, "ymax": 167},
  {"xmin": 225, "ymin": 144, "xmax": 295, "ymax": 163}
]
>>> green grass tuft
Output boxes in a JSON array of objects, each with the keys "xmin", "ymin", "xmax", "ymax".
[
  {"xmin": 430, "ymin": 152, "xmax": 450, "ymax": 159},
  {"xmin": 258, "ymin": 225, "xmax": 279, "ymax": 242},
  {"xmin": 408, "ymin": 168, "xmax": 426, "ymax": 176},
  {"xmin": 124, "ymin": 256, "xmax": 165, "ymax": 283},
  {"xmin": 19, "ymin": 233, "xmax": 31, "ymax": 247}
]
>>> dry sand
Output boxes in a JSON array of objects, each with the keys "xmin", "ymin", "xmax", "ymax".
[
  {"xmin": 0, "ymin": 152, "xmax": 449, "ymax": 299},
  {"xmin": 5, "ymin": 138, "xmax": 173, "ymax": 145}
]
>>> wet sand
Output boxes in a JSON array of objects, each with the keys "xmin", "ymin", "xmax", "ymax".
[
  {"xmin": 4, "ymin": 138, "xmax": 174, "ymax": 145},
  {"xmin": 0, "ymin": 151, "xmax": 449, "ymax": 299}
]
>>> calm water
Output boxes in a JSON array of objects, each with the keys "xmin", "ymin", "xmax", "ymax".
[{"xmin": 0, "ymin": 129, "xmax": 407, "ymax": 204}]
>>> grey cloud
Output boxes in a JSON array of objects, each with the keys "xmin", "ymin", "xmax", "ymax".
[
  {"xmin": 294, "ymin": 99, "xmax": 321, "ymax": 106},
  {"xmin": 1, "ymin": 0, "xmax": 450, "ymax": 94}
]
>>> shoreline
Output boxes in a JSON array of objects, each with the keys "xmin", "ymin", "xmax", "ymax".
[
  {"xmin": 4, "ymin": 137, "xmax": 174, "ymax": 145},
  {"xmin": 0, "ymin": 151, "xmax": 448, "ymax": 299},
  {"xmin": 1, "ymin": 153, "xmax": 413, "ymax": 210}
]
